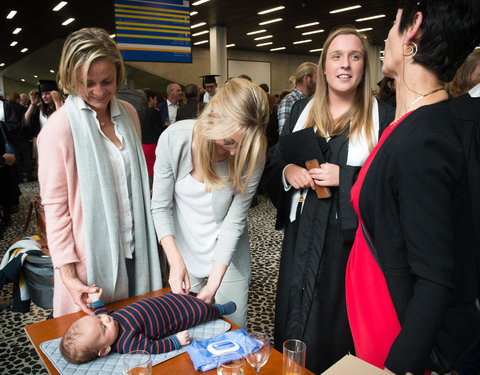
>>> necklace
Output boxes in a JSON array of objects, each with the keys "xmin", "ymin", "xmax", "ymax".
[{"xmin": 394, "ymin": 87, "xmax": 446, "ymax": 123}]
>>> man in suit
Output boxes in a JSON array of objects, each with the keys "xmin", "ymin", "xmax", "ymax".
[
  {"xmin": 157, "ymin": 82, "xmax": 182, "ymax": 125},
  {"xmin": 176, "ymin": 83, "xmax": 205, "ymax": 121}
]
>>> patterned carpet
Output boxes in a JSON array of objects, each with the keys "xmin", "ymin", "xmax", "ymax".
[{"xmin": 0, "ymin": 182, "xmax": 283, "ymax": 374}]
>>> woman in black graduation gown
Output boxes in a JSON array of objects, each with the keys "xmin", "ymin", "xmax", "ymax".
[{"xmin": 262, "ymin": 27, "xmax": 394, "ymax": 373}]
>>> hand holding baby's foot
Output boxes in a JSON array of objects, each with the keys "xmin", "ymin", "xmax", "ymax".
[{"xmin": 177, "ymin": 330, "xmax": 191, "ymax": 346}]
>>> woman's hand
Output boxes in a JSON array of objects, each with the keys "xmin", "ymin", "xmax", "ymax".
[
  {"xmin": 58, "ymin": 263, "xmax": 99, "ymax": 315},
  {"xmin": 28, "ymin": 89, "xmax": 39, "ymax": 105},
  {"xmin": 308, "ymin": 162, "xmax": 340, "ymax": 187},
  {"xmin": 284, "ymin": 164, "xmax": 316, "ymax": 190},
  {"xmin": 196, "ymin": 284, "xmax": 217, "ymax": 304},
  {"xmin": 51, "ymin": 90, "xmax": 63, "ymax": 109},
  {"xmin": 168, "ymin": 260, "xmax": 191, "ymax": 295},
  {"xmin": 196, "ymin": 261, "xmax": 228, "ymax": 304}
]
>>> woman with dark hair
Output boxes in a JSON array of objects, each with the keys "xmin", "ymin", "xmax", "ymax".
[{"xmin": 345, "ymin": 0, "xmax": 480, "ymax": 373}]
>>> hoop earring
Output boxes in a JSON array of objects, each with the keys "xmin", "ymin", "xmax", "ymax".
[{"xmin": 402, "ymin": 42, "xmax": 418, "ymax": 57}]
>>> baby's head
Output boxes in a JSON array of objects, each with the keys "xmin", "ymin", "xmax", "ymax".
[{"xmin": 60, "ymin": 313, "xmax": 119, "ymax": 364}]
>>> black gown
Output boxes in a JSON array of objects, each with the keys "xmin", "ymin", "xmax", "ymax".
[{"xmin": 262, "ymin": 98, "xmax": 394, "ymax": 374}]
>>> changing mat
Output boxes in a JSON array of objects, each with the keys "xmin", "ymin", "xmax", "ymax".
[{"xmin": 39, "ymin": 319, "xmax": 231, "ymax": 374}]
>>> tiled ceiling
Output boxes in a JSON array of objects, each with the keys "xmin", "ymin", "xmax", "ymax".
[{"xmin": 0, "ymin": 0, "xmax": 400, "ymax": 83}]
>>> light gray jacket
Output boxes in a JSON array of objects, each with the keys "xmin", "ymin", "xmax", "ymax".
[{"xmin": 151, "ymin": 120, "xmax": 265, "ymax": 267}]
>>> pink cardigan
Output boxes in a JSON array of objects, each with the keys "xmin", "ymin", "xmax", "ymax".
[{"xmin": 37, "ymin": 100, "xmax": 142, "ymax": 317}]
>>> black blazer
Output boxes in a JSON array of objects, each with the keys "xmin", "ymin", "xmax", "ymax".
[{"xmin": 359, "ymin": 101, "xmax": 478, "ymax": 373}]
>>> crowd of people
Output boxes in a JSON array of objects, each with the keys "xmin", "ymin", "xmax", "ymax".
[{"xmin": 1, "ymin": 0, "xmax": 480, "ymax": 373}]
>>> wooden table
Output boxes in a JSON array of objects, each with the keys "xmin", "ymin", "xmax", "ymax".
[{"xmin": 25, "ymin": 288, "xmax": 314, "ymax": 375}]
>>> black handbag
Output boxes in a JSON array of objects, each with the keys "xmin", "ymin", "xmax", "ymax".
[{"xmin": 361, "ymin": 222, "xmax": 480, "ymax": 373}]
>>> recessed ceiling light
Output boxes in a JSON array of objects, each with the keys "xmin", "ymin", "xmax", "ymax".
[
  {"xmin": 191, "ymin": 22, "xmax": 206, "ymax": 29},
  {"xmin": 21, "ymin": 48, "xmax": 28, "ymax": 53},
  {"xmin": 34, "ymin": 74, "xmax": 38, "ymax": 78},
  {"xmin": 10, "ymin": 41, "xmax": 18, "ymax": 46},
  {"xmin": 293, "ymin": 39, "xmax": 312, "ymax": 44},
  {"xmin": 192, "ymin": 30, "xmax": 209, "ymax": 36},
  {"xmin": 259, "ymin": 18, "xmax": 282, "ymax": 26},
  {"xmin": 254, "ymin": 35, "xmax": 273, "ymax": 41},
  {"xmin": 7, "ymin": 10, "xmax": 17, "ymax": 19},
  {"xmin": 110, "ymin": 34, "xmax": 116, "ymax": 38},
  {"xmin": 190, "ymin": 11, "xmax": 198, "ymax": 16},
  {"xmin": 302, "ymin": 29, "xmax": 324, "ymax": 35},
  {"xmin": 50, "ymin": 69, "xmax": 55, "ymax": 73},
  {"xmin": 329, "ymin": 5, "xmax": 361, "ymax": 14},
  {"xmin": 226, "ymin": 43, "xmax": 235, "ymax": 48},
  {"xmin": 256, "ymin": 41, "xmax": 273, "ymax": 47},
  {"xmin": 21, "ymin": 78, "xmax": 25, "ymax": 82},
  {"xmin": 13, "ymin": 28, "xmax": 22, "ymax": 34},
  {"xmin": 62, "ymin": 18, "xmax": 75, "ymax": 26},
  {"xmin": 295, "ymin": 22, "xmax": 319, "ymax": 29},
  {"xmin": 476, "ymin": 46, "xmax": 480, "ymax": 50},
  {"xmin": 0, "ymin": 63, "xmax": 5, "ymax": 67},
  {"xmin": 53, "ymin": 1, "xmax": 68, "ymax": 11},
  {"xmin": 356, "ymin": 14, "xmax": 385, "ymax": 22},
  {"xmin": 309, "ymin": 48, "xmax": 323, "ymax": 52},
  {"xmin": 192, "ymin": 0, "xmax": 209, "ymax": 5},
  {"xmin": 247, "ymin": 29, "xmax": 266, "ymax": 35},
  {"xmin": 357, "ymin": 27, "xmax": 373, "ymax": 32},
  {"xmin": 258, "ymin": 6, "xmax": 285, "ymax": 15},
  {"xmin": 194, "ymin": 40, "xmax": 209, "ymax": 45},
  {"xmin": 270, "ymin": 47, "xmax": 286, "ymax": 51}
]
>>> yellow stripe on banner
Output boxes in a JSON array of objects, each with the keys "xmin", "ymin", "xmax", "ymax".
[
  {"xmin": 115, "ymin": 7, "xmax": 189, "ymax": 19},
  {"xmin": 116, "ymin": 21, "xmax": 190, "ymax": 31},
  {"xmin": 119, "ymin": 47, "xmax": 191, "ymax": 53},
  {"xmin": 117, "ymin": 26, "xmax": 190, "ymax": 35},
  {"xmin": 115, "ymin": 12, "xmax": 189, "ymax": 24},
  {"xmin": 117, "ymin": 33, "xmax": 189, "ymax": 41},
  {"xmin": 115, "ymin": 3, "xmax": 189, "ymax": 16}
]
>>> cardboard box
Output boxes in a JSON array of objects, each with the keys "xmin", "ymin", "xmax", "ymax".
[{"xmin": 322, "ymin": 354, "xmax": 389, "ymax": 374}]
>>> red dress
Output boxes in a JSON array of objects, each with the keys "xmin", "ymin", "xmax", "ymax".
[{"xmin": 345, "ymin": 112, "xmax": 412, "ymax": 369}]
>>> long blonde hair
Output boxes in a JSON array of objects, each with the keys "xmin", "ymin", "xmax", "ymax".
[
  {"xmin": 194, "ymin": 78, "xmax": 268, "ymax": 193},
  {"xmin": 305, "ymin": 27, "xmax": 376, "ymax": 151},
  {"xmin": 447, "ymin": 50, "xmax": 480, "ymax": 98}
]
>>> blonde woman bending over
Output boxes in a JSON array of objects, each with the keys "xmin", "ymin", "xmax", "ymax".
[{"xmin": 151, "ymin": 78, "xmax": 268, "ymax": 329}]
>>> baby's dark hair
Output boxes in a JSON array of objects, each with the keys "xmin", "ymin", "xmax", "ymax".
[{"xmin": 60, "ymin": 320, "xmax": 100, "ymax": 364}]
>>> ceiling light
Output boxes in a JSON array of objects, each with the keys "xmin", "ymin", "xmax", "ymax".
[
  {"xmin": 258, "ymin": 6, "xmax": 285, "ymax": 15},
  {"xmin": 50, "ymin": 69, "xmax": 55, "ymax": 73},
  {"xmin": 254, "ymin": 35, "xmax": 273, "ymax": 40},
  {"xmin": 293, "ymin": 39, "xmax": 312, "ymax": 44},
  {"xmin": 21, "ymin": 48, "xmax": 28, "ymax": 53},
  {"xmin": 356, "ymin": 14, "xmax": 385, "ymax": 22},
  {"xmin": 356, "ymin": 27, "xmax": 373, "ymax": 32},
  {"xmin": 62, "ymin": 18, "xmax": 75, "ymax": 26},
  {"xmin": 194, "ymin": 40, "xmax": 209, "ymax": 45},
  {"xmin": 10, "ymin": 41, "xmax": 18, "ymax": 46},
  {"xmin": 226, "ymin": 43, "xmax": 235, "ymax": 48},
  {"xmin": 329, "ymin": 5, "xmax": 361, "ymax": 14},
  {"xmin": 21, "ymin": 78, "xmax": 25, "ymax": 82},
  {"xmin": 191, "ymin": 22, "xmax": 206, "ymax": 29},
  {"xmin": 302, "ymin": 29, "xmax": 324, "ymax": 35},
  {"xmin": 13, "ymin": 28, "xmax": 22, "ymax": 34},
  {"xmin": 0, "ymin": 63, "xmax": 5, "ymax": 67},
  {"xmin": 7, "ymin": 10, "xmax": 17, "ymax": 19},
  {"xmin": 259, "ymin": 18, "xmax": 282, "ymax": 25},
  {"xmin": 309, "ymin": 48, "xmax": 323, "ymax": 52},
  {"xmin": 476, "ymin": 46, "xmax": 480, "ymax": 50},
  {"xmin": 256, "ymin": 42, "xmax": 273, "ymax": 47},
  {"xmin": 190, "ymin": 11, "xmax": 198, "ymax": 16},
  {"xmin": 53, "ymin": 1, "xmax": 68, "ymax": 11},
  {"xmin": 295, "ymin": 22, "xmax": 319, "ymax": 29},
  {"xmin": 192, "ymin": 30, "xmax": 209, "ymax": 36},
  {"xmin": 270, "ymin": 47, "xmax": 286, "ymax": 51},
  {"xmin": 34, "ymin": 74, "xmax": 38, "ymax": 78},
  {"xmin": 247, "ymin": 29, "xmax": 266, "ymax": 35},
  {"xmin": 192, "ymin": 0, "xmax": 209, "ymax": 5},
  {"xmin": 110, "ymin": 34, "xmax": 116, "ymax": 38}
]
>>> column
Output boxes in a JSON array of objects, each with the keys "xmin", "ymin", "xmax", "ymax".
[{"xmin": 209, "ymin": 26, "xmax": 227, "ymax": 88}]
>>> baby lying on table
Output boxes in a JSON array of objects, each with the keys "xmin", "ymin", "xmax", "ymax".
[{"xmin": 60, "ymin": 288, "xmax": 236, "ymax": 364}]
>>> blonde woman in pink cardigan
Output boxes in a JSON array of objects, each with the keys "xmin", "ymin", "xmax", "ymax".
[{"xmin": 37, "ymin": 28, "xmax": 162, "ymax": 317}]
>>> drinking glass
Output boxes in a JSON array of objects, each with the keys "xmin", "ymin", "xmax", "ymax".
[
  {"xmin": 217, "ymin": 352, "xmax": 246, "ymax": 375},
  {"xmin": 282, "ymin": 339, "xmax": 306, "ymax": 375},
  {"xmin": 245, "ymin": 332, "xmax": 270, "ymax": 373},
  {"xmin": 123, "ymin": 350, "xmax": 152, "ymax": 375}
]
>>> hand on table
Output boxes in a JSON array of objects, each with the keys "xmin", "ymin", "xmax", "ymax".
[{"xmin": 176, "ymin": 330, "xmax": 191, "ymax": 346}]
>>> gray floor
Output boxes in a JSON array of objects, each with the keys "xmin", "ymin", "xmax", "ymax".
[{"xmin": 0, "ymin": 182, "xmax": 282, "ymax": 374}]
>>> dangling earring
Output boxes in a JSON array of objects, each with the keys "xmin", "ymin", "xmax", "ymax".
[{"xmin": 402, "ymin": 42, "xmax": 418, "ymax": 57}]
